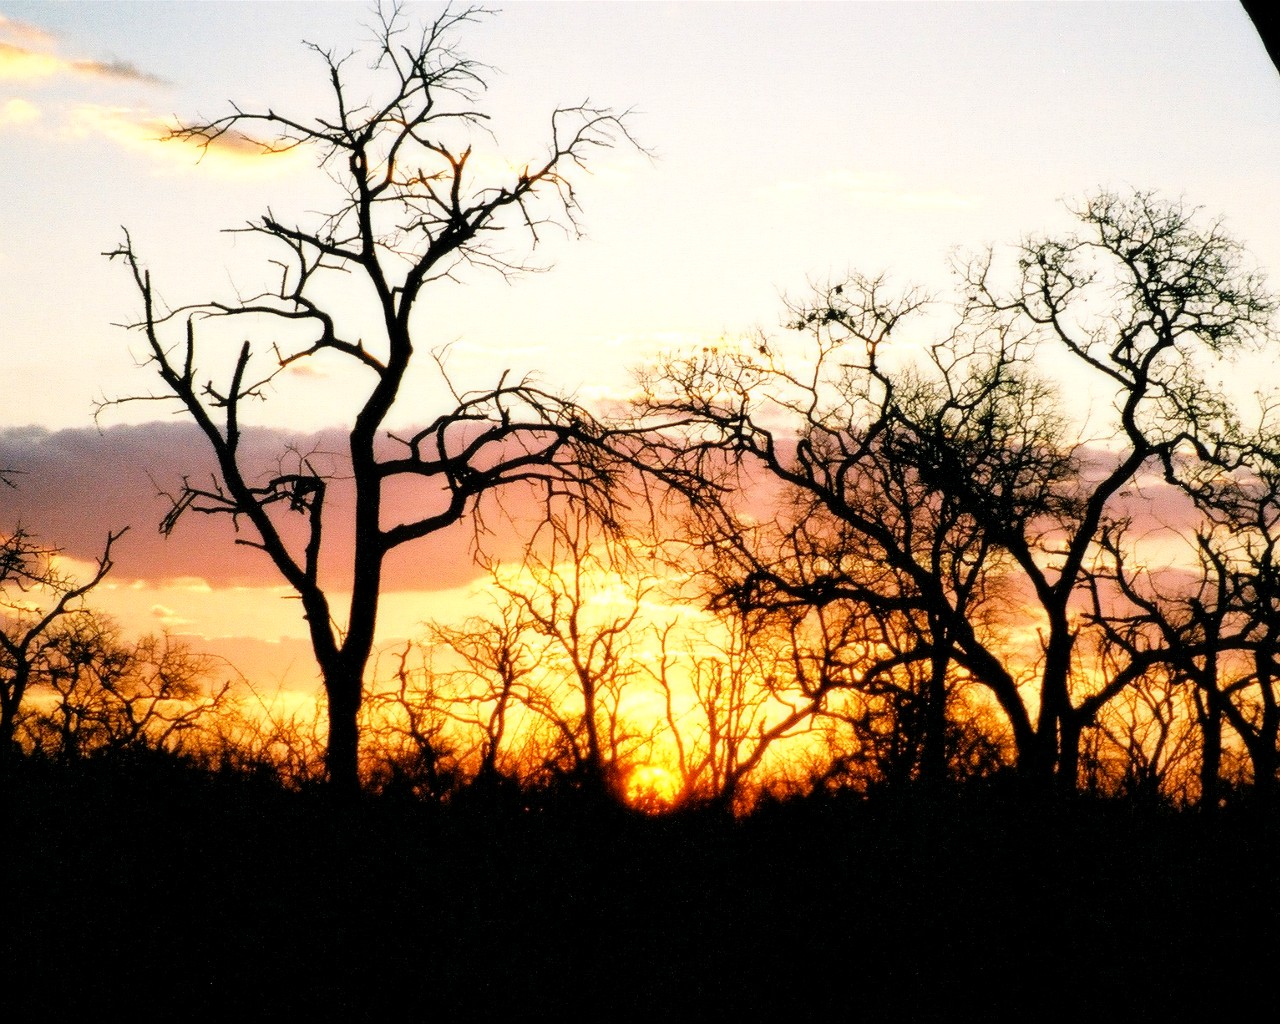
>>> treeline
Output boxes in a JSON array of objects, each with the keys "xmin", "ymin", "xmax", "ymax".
[
  {"xmin": 6, "ymin": 193, "xmax": 1280, "ymax": 814},
  {"xmin": 3, "ymin": 6, "xmax": 1279, "ymax": 811}
]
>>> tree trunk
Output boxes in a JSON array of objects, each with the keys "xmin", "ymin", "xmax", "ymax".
[
  {"xmin": 1058, "ymin": 716, "xmax": 1083, "ymax": 796},
  {"xmin": 1248, "ymin": 739, "xmax": 1277, "ymax": 809},
  {"xmin": 920, "ymin": 644, "xmax": 950, "ymax": 791},
  {"xmin": 0, "ymin": 697, "xmax": 17, "ymax": 772},
  {"xmin": 325, "ymin": 671, "xmax": 363, "ymax": 796},
  {"xmin": 1015, "ymin": 726, "xmax": 1060, "ymax": 798},
  {"xmin": 0, "ymin": 666, "xmax": 29, "ymax": 773},
  {"xmin": 1034, "ymin": 620, "xmax": 1077, "ymax": 796},
  {"xmin": 1195, "ymin": 690, "xmax": 1222, "ymax": 809}
]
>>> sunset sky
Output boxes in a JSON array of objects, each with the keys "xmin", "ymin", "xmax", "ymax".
[{"xmin": 2, "ymin": 1, "xmax": 1278, "ymax": 694}]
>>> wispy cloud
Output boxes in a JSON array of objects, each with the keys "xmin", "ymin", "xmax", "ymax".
[
  {"xmin": 0, "ymin": 14, "xmax": 55, "ymax": 46},
  {"xmin": 0, "ymin": 15, "xmax": 300, "ymax": 174},
  {"xmin": 150, "ymin": 603, "xmax": 194, "ymax": 629},
  {"xmin": 0, "ymin": 39, "xmax": 167, "ymax": 86},
  {"xmin": 70, "ymin": 56, "xmax": 168, "ymax": 86},
  {"xmin": 67, "ymin": 103, "xmax": 309, "ymax": 174},
  {"xmin": 67, "ymin": 102, "xmax": 172, "ymax": 146},
  {"xmin": 0, "ymin": 423, "xmax": 499, "ymax": 592}
]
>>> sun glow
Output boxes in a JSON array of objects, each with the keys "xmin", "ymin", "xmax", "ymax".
[{"xmin": 624, "ymin": 764, "xmax": 680, "ymax": 813}]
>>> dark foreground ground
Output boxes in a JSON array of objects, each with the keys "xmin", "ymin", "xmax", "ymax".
[{"xmin": 4, "ymin": 758, "xmax": 1277, "ymax": 1020}]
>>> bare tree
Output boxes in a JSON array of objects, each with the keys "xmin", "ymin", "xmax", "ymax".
[
  {"xmin": 637, "ymin": 190, "xmax": 1276, "ymax": 796},
  {"xmin": 634, "ymin": 278, "xmax": 1056, "ymax": 792},
  {"xmin": 205, "ymin": 687, "xmax": 329, "ymax": 789},
  {"xmin": 400, "ymin": 498, "xmax": 699, "ymax": 805},
  {"xmin": 1093, "ymin": 430, "xmax": 1280, "ymax": 806},
  {"xmin": 469, "ymin": 505, "xmax": 651, "ymax": 799},
  {"xmin": 961, "ymin": 191, "xmax": 1276, "ymax": 790},
  {"xmin": 361, "ymin": 645, "xmax": 464, "ymax": 801},
  {"xmin": 647, "ymin": 597, "xmax": 873, "ymax": 811},
  {"xmin": 107, "ymin": 5, "xmax": 639, "ymax": 792},
  {"xmin": 418, "ymin": 598, "xmax": 540, "ymax": 789},
  {"xmin": 22, "ymin": 619, "xmax": 232, "ymax": 765},
  {"xmin": 1, "ymin": 523, "xmax": 122, "ymax": 769}
]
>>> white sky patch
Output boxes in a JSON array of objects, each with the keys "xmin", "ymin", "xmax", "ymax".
[
  {"xmin": 628, "ymin": 330, "xmax": 729, "ymax": 353},
  {"xmin": 575, "ymin": 380, "xmax": 652, "ymax": 409},
  {"xmin": 761, "ymin": 169, "xmax": 979, "ymax": 211}
]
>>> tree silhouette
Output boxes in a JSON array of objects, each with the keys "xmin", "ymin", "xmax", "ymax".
[
  {"xmin": 361, "ymin": 644, "xmax": 463, "ymax": 801},
  {"xmin": 637, "ymin": 190, "xmax": 1276, "ymax": 796},
  {"xmin": 958, "ymin": 191, "xmax": 1275, "ymax": 790},
  {"xmin": 108, "ymin": 4, "xmax": 639, "ymax": 792},
  {"xmin": 1, "ymin": 522, "xmax": 121, "ymax": 769},
  {"xmin": 1092, "ymin": 422, "xmax": 1280, "ymax": 806},
  {"xmin": 418, "ymin": 599, "xmax": 539, "ymax": 790},
  {"xmin": 424, "ymin": 505, "xmax": 651, "ymax": 800},
  {"xmin": 22, "ymin": 619, "xmax": 232, "ymax": 765},
  {"xmin": 647, "ymin": 593, "xmax": 880, "ymax": 810}
]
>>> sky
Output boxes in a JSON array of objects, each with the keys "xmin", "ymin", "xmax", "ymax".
[{"xmin": 1, "ymin": 1, "xmax": 1278, "ymax": 694}]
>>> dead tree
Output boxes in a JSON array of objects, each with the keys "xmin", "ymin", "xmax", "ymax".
[{"xmin": 106, "ymin": 5, "xmax": 639, "ymax": 792}]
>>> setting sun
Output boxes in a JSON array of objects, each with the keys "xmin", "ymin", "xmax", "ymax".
[{"xmin": 625, "ymin": 764, "xmax": 680, "ymax": 813}]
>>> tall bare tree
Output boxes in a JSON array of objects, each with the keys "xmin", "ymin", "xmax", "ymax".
[{"xmin": 108, "ymin": 5, "xmax": 638, "ymax": 792}]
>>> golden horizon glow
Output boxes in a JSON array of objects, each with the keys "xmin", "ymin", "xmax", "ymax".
[{"xmin": 624, "ymin": 764, "xmax": 680, "ymax": 812}]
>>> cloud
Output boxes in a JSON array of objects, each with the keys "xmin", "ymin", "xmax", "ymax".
[
  {"xmin": 0, "ymin": 40, "xmax": 60, "ymax": 79},
  {"xmin": 284, "ymin": 362, "xmax": 329, "ymax": 380},
  {"xmin": 70, "ymin": 57, "xmax": 168, "ymax": 86},
  {"xmin": 0, "ymin": 97, "xmax": 38, "ymax": 127},
  {"xmin": 0, "ymin": 39, "xmax": 166, "ymax": 85},
  {"xmin": 149, "ymin": 603, "xmax": 194, "ymax": 628},
  {"xmin": 67, "ymin": 103, "xmax": 311, "ymax": 174},
  {"xmin": 66, "ymin": 102, "xmax": 169, "ymax": 146},
  {"xmin": 0, "ymin": 422, "xmax": 513, "ymax": 593},
  {"xmin": 0, "ymin": 26, "xmax": 291, "ymax": 174},
  {"xmin": 0, "ymin": 15, "xmax": 56, "ymax": 45},
  {"xmin": 127, "ymin": 577, "xmax": 215, "ymax": 594}
]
